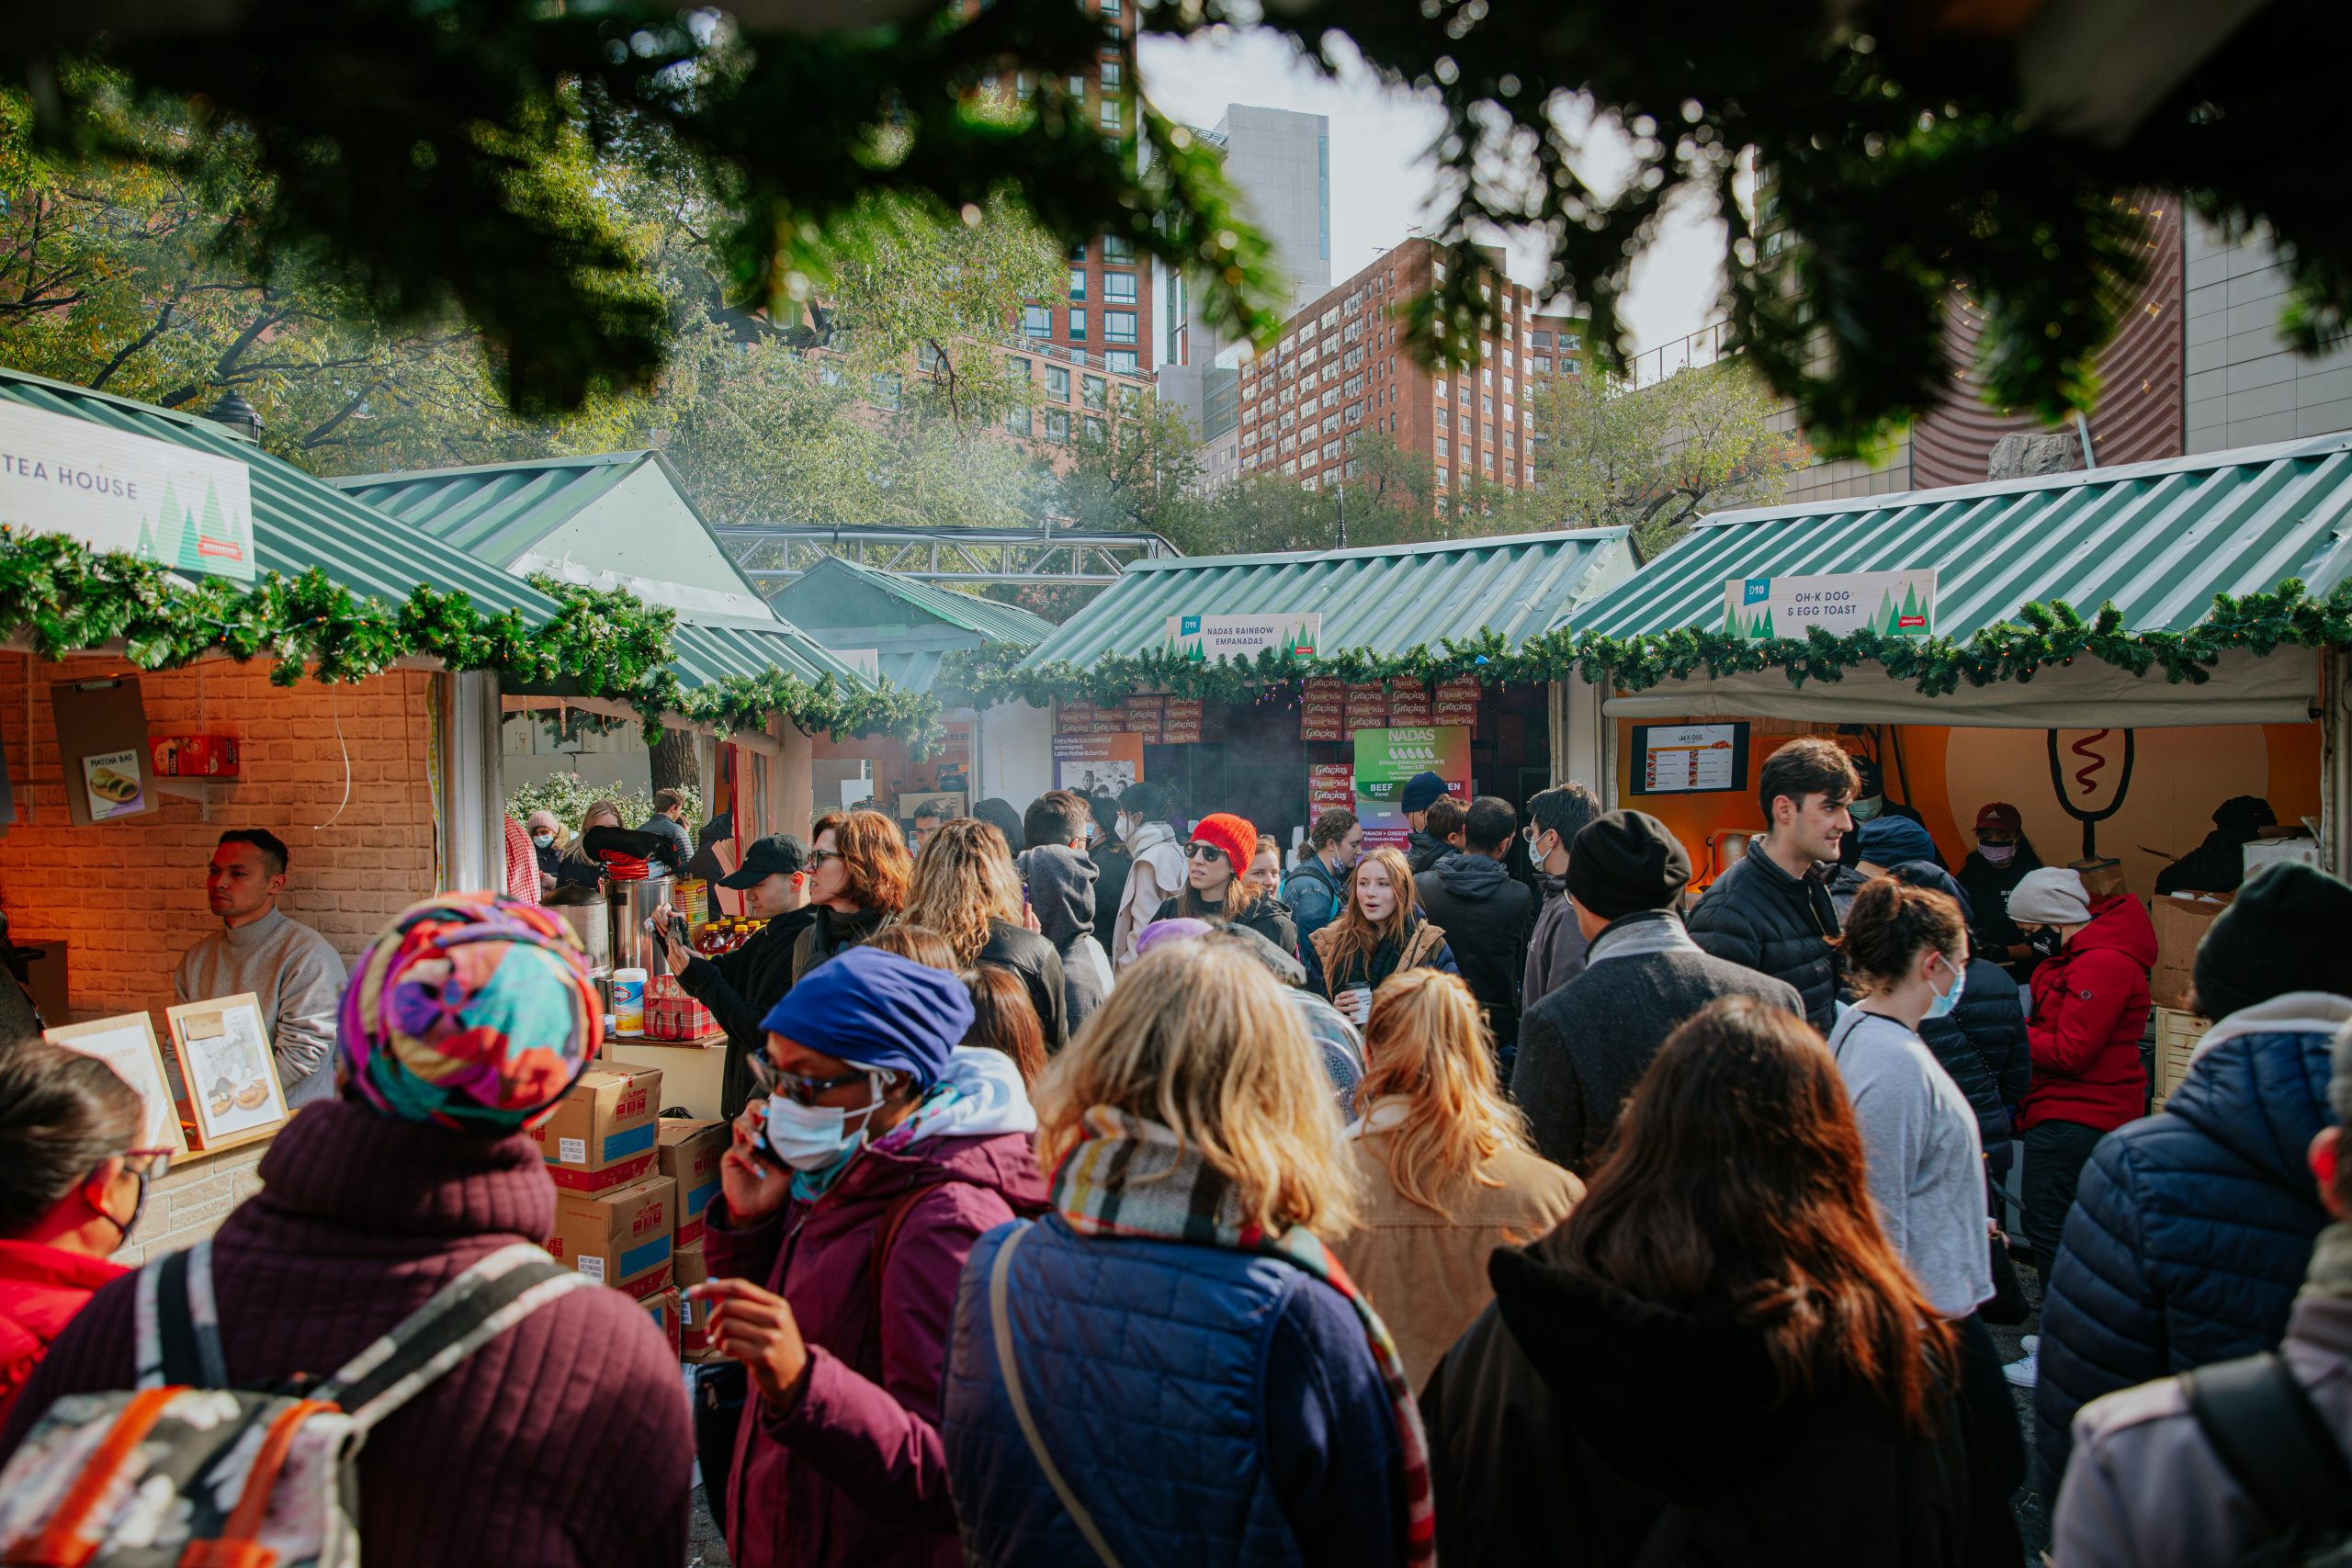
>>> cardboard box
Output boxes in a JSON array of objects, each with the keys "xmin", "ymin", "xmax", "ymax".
[
  {"xmin": 2245, "ymin": 836, "xmax": 2322, "ymax": 878},
  {"xmin": 2153, "ymin": 1007, "xmax": 2213, "ymax": 1111},
  {"xmin": 2070, "ymin": 858, "xmax": 2127, "ymax": 902},
  {"xmin": 150, "ymin": 735, "xmax": 241, "ymax": 777},
  {"xmin": 531, "ymin": 1066, "xmax": 663, "ymax": 1192},
  {"xmin": 2150, "ymin": 893, "xmax": 2232, "ymax": 1012},
  {"xmin": 548, "ymin": 1173, "xmax": 675, "ymax": 1299},
  {"xmin": 673, "ymin": 1243, "xmax": 724, "ymax": 1360},
  {"xmin": 643, "ymin": 1287, "xmax": 682, "ymax": 1359},
  {"xmin": 657, "ymin": 1119, "xmax": 729, "ymax": 1248}
]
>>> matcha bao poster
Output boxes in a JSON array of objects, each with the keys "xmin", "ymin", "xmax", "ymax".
[
  {"xmin": 1353, "ymin": 726, "xmax": 1471, "ymax": 848},
  {"xmin": 0, "ymin": 402, "xmax": 256, "ymax": 582}
]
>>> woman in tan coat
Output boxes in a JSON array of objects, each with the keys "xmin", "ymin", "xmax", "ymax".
[{"xmin": 1333, "ymin": 966, "xmax": 1582, "ymax": 1387}]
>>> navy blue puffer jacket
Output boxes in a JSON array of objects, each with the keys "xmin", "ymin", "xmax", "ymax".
[{"xmin": 2032, "ymin": 993, "xmax": 2350, "ymax": 1494}]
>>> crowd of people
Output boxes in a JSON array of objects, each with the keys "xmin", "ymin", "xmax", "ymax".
[{"xmin": 3, "ymin": 752, "xmax": 2350, "ymax": 1567}]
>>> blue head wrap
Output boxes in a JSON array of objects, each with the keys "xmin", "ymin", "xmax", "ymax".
[{"xmin": 758, "ymin": 944, "xmax": 975, "ymax": 1090}]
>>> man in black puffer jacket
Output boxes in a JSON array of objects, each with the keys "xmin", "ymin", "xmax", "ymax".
[
  {"xmin": 1687, "ymin": 738, "xmax": 1856, "ymax": 1033},
  {"xmin": 1416, "ymin": 796, "xmax": 1534, "ymax": 1059},
  {"xmin": 1888, "ymin": 862, "xmax": 2030, "ymax": 1187},
  {"xmin": 2033, "ymin": 863, "xmax": 2352, "ymax": 1493}
]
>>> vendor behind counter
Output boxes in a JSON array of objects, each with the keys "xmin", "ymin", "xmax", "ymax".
[{"xmin": 173, "ymin": 829, "xmax": 344, "ymax": 1106}]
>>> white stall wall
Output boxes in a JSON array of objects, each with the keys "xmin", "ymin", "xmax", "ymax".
[{"xmin": 978, "ymin": 700, "xmax": 1056, "ymax": 812}]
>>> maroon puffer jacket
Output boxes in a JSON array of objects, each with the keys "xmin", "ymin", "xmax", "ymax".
[
  {"xmin": 706, "ymin": 1128, "xmax": 1047, "ymax": 1568},
  {"xmin": 0, "ymin": 1100, "xmax": 691, "ymax": 1567}
]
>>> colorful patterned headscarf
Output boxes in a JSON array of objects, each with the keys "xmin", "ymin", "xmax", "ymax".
[{"xmin": 339, "ymin": 893, "xmax": 602, "ymax": 1134}]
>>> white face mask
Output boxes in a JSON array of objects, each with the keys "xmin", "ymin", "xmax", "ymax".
[
  {"xmin": 1978, "ymin": 842, "xmax": 2018, "ymax": 866},
  {"xmin": 762, "ymin": 1073, "xmax": 888, "ymax": 1171},
  {"xmin": 1114, "ymin": 814, "xmax": 1133, "ymax": 841}
]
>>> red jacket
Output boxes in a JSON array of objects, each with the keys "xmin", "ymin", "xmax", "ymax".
[
  {"xmin": 0, "ymin": 1100, "xmax": 691, "ymax": 1567},
  {"xmin": 2022, "ymin": 894, "xmax": 2156, "ymax": 1134},
  {"xmin": 0, "ymin": 1240, "xmax": 126, "ymax": 1427}
]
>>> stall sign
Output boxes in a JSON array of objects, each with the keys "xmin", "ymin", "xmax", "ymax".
[
  {"xmin": 1300, "ymin": 680, "xmax": 1343, "ymax": 743},
  {"xmin": 1352, "ymin": 726, "xmax": 1471, "ymax": 848},
  {"xmin": 1056, "ymin": 702, "xmax": 1095, "ymax": 736},
  {"xmin": 0, "ymin": 402, "xmax": 256, "ymax": 582},
  {"xmin": 1722, "ymin": 570, "xmax": 1936, "ymax": 640},
  {"xmin": 1433, "ymin": 676, "xmax": 1481, "ymax": 726},
  {"xmin": 1385, "ymin": 682, "xmax": 1432, "ymax": 725},
  {"xmin": 1054, "ymin": 733, "xmax": 1144, "ymax": 795},
  {"xmin": 1162, "ymin": 697, "xmax": 1204, "ymax": 743},
  {"xmin": 1163, "ymin": 612, "xmax": 1321, "ymax": 663},
  {"xmin": 1308, "ymin": 763, "xmax": 1355, "ymax": 818}
]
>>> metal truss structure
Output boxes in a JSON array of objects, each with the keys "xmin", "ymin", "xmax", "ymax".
[{"xmin": 717, "ymin": 522, "xmax": 1179, "ymax": 585}]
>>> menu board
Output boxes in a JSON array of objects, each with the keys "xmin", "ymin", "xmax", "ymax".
[{"xmin": 1630, "ymin": 723, "xmax": 1751, "ymax": 795}]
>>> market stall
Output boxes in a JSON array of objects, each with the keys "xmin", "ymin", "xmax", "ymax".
[
  {"xmin": 1564, "ymin": 434, "xmax": 2352, "ymax": 1092},
  {"xmin": 989, "ymin": 530, "xmax": 1636, "ymax": 851}
]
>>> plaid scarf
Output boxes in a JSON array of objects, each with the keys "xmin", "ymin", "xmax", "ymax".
[{"xmin": 1050, "ymin": 1106, "xmax": 1436, "ymax": 1565}]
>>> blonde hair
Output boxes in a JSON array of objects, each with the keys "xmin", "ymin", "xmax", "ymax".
[
  {"xmin": 1357, "ymin": 968, "xmax": 1535, "ymax": 1216},
  {"xmin": 898, "ymin": 818, "xmax": 1023, "ymax": 965},
  {"xmin": 1034, "ymin": 941, "xmax": 1360, "ymax": 1237},
  {"xmin": 1317, "ymin": 844, "xmax": 1417, "ymax": 987}
]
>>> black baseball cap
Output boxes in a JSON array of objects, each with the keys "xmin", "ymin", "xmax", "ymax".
[{"xmin": 718, "ymin": 833, "xmax": 810, "ymax": 888}]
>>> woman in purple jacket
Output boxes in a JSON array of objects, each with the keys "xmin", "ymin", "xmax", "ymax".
[{"xmin": 696, "ymin": 944, "xmax": 1047, "ymax": 1568}]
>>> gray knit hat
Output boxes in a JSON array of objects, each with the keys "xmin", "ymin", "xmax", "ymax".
[{"xmin": 2007, "ymin": 866, "xmax": 2091, "ymax": 926}]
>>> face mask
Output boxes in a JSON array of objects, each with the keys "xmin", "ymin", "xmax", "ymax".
[
  {"xmin": 762, "ymin": 1073, "xmax": 888, "ymax": 1171},
  {"xmin": 531, "ymin": 832, "xmax": 554, "ymax": 849},
  {"xmin": 2028, "ymin": 926, "xmax": 2064, "ymax": 960},
  {"xmin": 1849, "ymin": 795, "xmax": 1884, "ymax": 823},
  {"xmin": 1925, "ymin": 958, "xmax": 1966, "ymax": 1021},
  {"xmin": 1977, "ymin": 842, "xmax": 2016, "ymax": 866},
  {"xmin": 1114, "ymin": 815, "xmax": 1133, "ymax": 841}
]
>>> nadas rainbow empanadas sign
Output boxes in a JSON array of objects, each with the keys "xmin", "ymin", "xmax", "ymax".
[{"xmin": 0, "ymin": 401, "xmax": 256, "ymax": 582}]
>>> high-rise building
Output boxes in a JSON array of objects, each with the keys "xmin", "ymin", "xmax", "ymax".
[{"xmin": 1232, "ymin": 236, "xmax": 1580, "ymax": 498}]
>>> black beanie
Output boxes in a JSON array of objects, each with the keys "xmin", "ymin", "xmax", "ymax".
[
  {"xmin": 1566, "ymin": 810, "xmax": 1693, "ymax": 921},
  {"xmin": 2192, "ymin": 861, "xmax": 2352, "ymax": 1021}
]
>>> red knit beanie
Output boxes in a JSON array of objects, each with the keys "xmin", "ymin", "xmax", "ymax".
[{"xmin": 1189, "ymin": 812, "xmax": 1257, "ymax": 874}]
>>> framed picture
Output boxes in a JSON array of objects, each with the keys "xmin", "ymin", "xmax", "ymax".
[
  {"xmin": 164, "ymin": 993, "xmax": 288, "ymax": 1152},
  {"xmin": 44, "ymin": 1013, "xmax": 189, "ymax": 1157}
]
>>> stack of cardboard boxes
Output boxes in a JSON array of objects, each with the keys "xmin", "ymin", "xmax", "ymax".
[
  {"xmin": 2149, "ymin": 893, "xmax": 2227, "ymax": 1109},
  {"xmin": 536, "ymin": 1066, "xmax": 679, "ymax": 1323},
  {"xmin": 658, "ymin": 1118, "xmax": 729, "ymax": 1363}
]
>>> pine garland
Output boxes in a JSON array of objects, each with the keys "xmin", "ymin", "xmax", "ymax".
[
  {"xmin": 0, "ymin": 528, "xmax": 936, "ymax": 745},
  {"xmin": 943, "ymin": 579, "xmax": 2352, "ymax": 708}
]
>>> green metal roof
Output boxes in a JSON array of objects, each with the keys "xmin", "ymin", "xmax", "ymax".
[
  {"xmin": 331, "ymin": 452, "xmax": 647, "ymax": 569},
  {"xmin": 0, "ymin": 368, "xmax": 561, "ymax": 621},
  {"xmin": 1021, "ymin": 528, "xmax": 1636, "ymax": 670},
  {"xmin": 1576, "ymin": 434, "xmax": 2352, "ymax": 641},
  {"xmin": 670, "ymin": 622, "xmax": 875, "ymax": 691},
  {"xmin": 792, "ymin": 557, "xmax": 1057, "ymax": 648}
]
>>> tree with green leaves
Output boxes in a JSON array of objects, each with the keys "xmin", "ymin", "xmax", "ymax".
[
  {"xmin": 1528, "ymin": 361, "xmax": 1804, "ymax": 557},
  {"xmin": 1053, "ymin": 395, "xmax": 1204, "ymax": 537}
]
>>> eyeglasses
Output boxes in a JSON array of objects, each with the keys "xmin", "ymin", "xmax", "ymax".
[
  {"xmin": 807, "ymin": 849, "xmax": 843, "ymax": 867},
  {"xmin": 122, "ymin": 1148, "xmax": 174, "ymax": 1182},
  {"xmin": 746, "ymin": 1055, "xmax": 873, "ymax": 1106},
  {"xmin": 1185, "ymin": 842, "xmax": 1228, "ymax": 863}
]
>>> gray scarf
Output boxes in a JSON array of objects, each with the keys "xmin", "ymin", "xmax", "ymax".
[{"xmin": 1585, "ymin": 908, "xmax": 1703, "ymax": 966}]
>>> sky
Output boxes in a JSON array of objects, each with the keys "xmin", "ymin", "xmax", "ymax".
[{"xmin": 1137, "ymin": 25, "xmax": 1729, "ymax": 357}]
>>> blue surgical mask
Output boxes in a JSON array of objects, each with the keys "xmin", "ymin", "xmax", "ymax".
[
  {"xmin": 1849, "ymin": 795, "xmax": 1885, "ymax": 823},
  {"xmin": 1925, "ymin": 958, "xmax": 1966, "ymax": 1021},
  {"xmin": 762, "ymin": 1073, "xmax": 888, "ymax": 1172},
  {"xmin": 531, "ymin": 832, "xmax": 554, "ymax": 849}
]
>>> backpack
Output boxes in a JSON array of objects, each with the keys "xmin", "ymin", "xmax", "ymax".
[
  {"xmin": 2187, "ymin": 1350, "xmax": 2352, "ymax": 1567},
  {"xmin": 0, "ymin": 1238, "xmax": 584, "ymax": 1567}
]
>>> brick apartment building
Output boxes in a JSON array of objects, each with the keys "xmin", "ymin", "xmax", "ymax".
[{"xmin": 1236, "ymin": 236, "xmax": 1581, "ymax": 496}]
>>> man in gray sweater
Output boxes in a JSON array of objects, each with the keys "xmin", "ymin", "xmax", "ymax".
[
  {"xmin": 174, "ymin": 829, "xmax": 346, "ymax": 1105},
  {"xmin": 1513, "ymin": 811, "xmax": 1803, "ymax": 1174}
]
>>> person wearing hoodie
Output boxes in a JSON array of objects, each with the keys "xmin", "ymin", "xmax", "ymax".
[
  {"xmin": 1521, "ymin": 783, "xmax": 1601, "ymax": 1014},
  {"xmin": 942, "ymin": 938, "xmax": 1414, "ymax": 1568},
  {"xmin": 1412, "ymin": 795, "xmax": 1534, "ymax": 1064},
  {"xmin": 899, "ymin": 818, "xmax": 1069, "ymax": 1055},
  {"xmin": 1956, "ymin": 803, "xmax": 2044, "ymax": 983},
  {"xmin": 1424, "ymin": 996, "xmax": 1981, "ymax": 1567},
  {"xmin": 698, "ymin": 945, "xmax": 1047, "ymax": 1568},
  {"xmin": 2052, "ymin": 1012, "xmax": 2352, "ymax": 1568},
  {"xmin": 0, "ymin": 896, "xmax": 693, "ymax": 1566},
  {"xmin": 1109, "ymin": 781, "xmax": 1186, "ymax": 968},
  {"xmin": 1018, "ymin": 791, "xmax": 1113, "ymax": 1038},
  {"xmin": 2004, "ymin": 865, "xmax": 2156, "ymax": 1293},
  {"xmin": 1410, "ymin": 795, "xmax": 1468, "ymax": 876},
  {"xmin": 1284, "ymin": 810, "xmax": 1363, "ymax": 994},
  {"xmin": 2030, "ymin": 863, "xmax": 2352, "ymax": 1492},
  {"xmin": 1399, "ymin": 771, "xmax": 1459, "ymax": 874},
  {"xmin": 793, "ymin": 809, "xmax": 914, "ymax": 983},
  {"xmin": 1514, "ymin": 812, "xmax": 1803, "ymax": 1176},
  {"xmin": 1885, "ymin": 862, "xmax": 2031, "ymax": 1201}
]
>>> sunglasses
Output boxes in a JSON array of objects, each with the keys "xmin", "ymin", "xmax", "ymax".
[
  {"xmin": 806, "ymin": 848, "xmax": 843, "ymax": 867},
  {"xmin": 1185, "ymin": 842, "xmax": 1229, "ymax": 863},
  {"xmin": 746, "ymin": 1054, "xmax": 876, "ymax": 1106}
]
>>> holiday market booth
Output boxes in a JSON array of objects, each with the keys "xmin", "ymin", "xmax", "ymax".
[
  {"xmin": 1562, "ymin": 434, "xmax": 2352, "ymax": 1094},
  {"xmin": 980, "ymin": 530, "xmax": 1637, "ymax": 852},
  {"xmin": 0, "ymin": 368, "xmax": 926, "ymax": 1263},
  {"xmin": 772, "ymin": 557, "xmax": 1057, "ymax": 827}
]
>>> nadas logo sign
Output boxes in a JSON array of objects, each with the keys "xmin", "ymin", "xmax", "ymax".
[{"xmin": 0, "ymin": 402, "xmax": 256, "ymax": 583}]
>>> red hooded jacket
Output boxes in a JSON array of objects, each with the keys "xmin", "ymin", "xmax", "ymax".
[
  {"xmin": 2022, "ymin": 894, "xmax": 2156, "ymax": 1133},
  {"xmin": 0, "ymin": 1240, "xmax": 126, "ymax": 1427}
]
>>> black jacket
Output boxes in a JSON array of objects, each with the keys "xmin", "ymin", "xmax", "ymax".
[
  {"xmin": 1421, "ymin": 1230, "xmax": 1974, "ymax": 1568},
  {"xmin": 1413, "ymin": 852, "xmax": 1533, "ymax": 1047},
  {"xmin": 1513, "ymin": 916, "xmax": 1805, "ymax": 1175},
  {"xmin": 1956, "ymin": 845, "xmax": 2043, "ymax": 983},
  {"xmin": 1687, "ymin": 848, "xmax": 1844, "ymax": 1032},
  {"xmin": 1915, "ymin": 954, "xmax": 2030, "ymax": 1145},
  {"xmin": 1151, "ymin": 894, "xmax": 1299, "ymax": 960},
  {"xmin": 789, "ymin": 903, "xmax": 890, "ymax": 982},
  {"xmin": 1089, "ymin": 844, "xmax": 1132, "ymax": 943},
  {"xmin": 1405, "ymin": 829, "xmax": 1459, "ymax": 876},
  {"xmin": 976, "ymin": 918, "xmax": 1070, "ymax": 1054},
  {"xmin": 679, "ymin": 907, "xmax": 820, "ymax": 1119}
]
